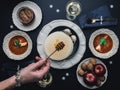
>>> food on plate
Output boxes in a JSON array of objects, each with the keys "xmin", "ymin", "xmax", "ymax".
[
  {"xmin": 93, "ymin": 34, "xmax": 113, "ymax": 53},
  {"xmin": 89, "ymin": 29, "xmax": 119, "ymax": 59},
  {"xmin": 63, "ymin": 28, "xmax": 77, "ymax": 43},
  {"xmin": 9, "ymin": 36, "xmax": 28, "ymax": 55},
  {"xmin": 78, "ymin": 69, "xmax": 85, "ymax": 76},
  {"xmin": 44, "ymin": 31, "xmax": 74, "ymax": 61},
  {"xmin": 83, "ymin": 72, "xmax": 97, "ymax": 86},
  {"xmin": 98, "ymin": 76, "xmax": 105, "ymax": 82},
  {"xmin": 77, "ymin": 58, "xmax": 106, "ymax": 87},
  {"xmin": 17, "ymin": 7, "xmax": 35, "ymax": 25},
  {"xmin": 81, "ymin": 62, "xmax": 87, "ymax": 71},
  {"xmin": 86, "ymin": 63, "xmax": 94, "ymax": 71},
  {"xmin": 93, "ymin": 63, "xmax": 106, "ymax": 76},
  {"xmin": 89, "ymin": 58, "xmax": 97, "ymax": 65},
  {"xmin": 96, "ymin": 76, "xmax": 105, "ymax": 86},
  {"xmin": 96, "ymin": 79, "xmax": 101, "ymax": 86},
  {"xmin": 63, "ymin": 28, "xmax": 72, "ymax": 35},
  {"xmin": 71, "ymin": 35, "xmax": 77, "ymax": 43}
]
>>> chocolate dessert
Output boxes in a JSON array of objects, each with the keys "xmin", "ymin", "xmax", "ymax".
[{"xmin": 18, "ymin": 7, "xmax": 35, "ymax": 25}]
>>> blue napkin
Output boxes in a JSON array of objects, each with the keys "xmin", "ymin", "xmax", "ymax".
[{"xmin": 79, "ymin": 5, "xmax": 118, "ymax": 28}]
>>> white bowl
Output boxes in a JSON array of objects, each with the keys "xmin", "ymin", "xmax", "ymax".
[
  {"xmin": 89, "ymin": 28, "xmax": 119, "ymax": 59},
  {"xmin": 3, "ymin": 30, "xmax": 32, "ymax": 60}
]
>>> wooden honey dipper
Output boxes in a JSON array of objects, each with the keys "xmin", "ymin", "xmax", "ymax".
[
  {"xmin": 39, "ymin": 41, "xmax": 65, "ymax": 86},
  {"xmin": 46, "ymin": 41, "xmax": 65, "ymax": 60}
]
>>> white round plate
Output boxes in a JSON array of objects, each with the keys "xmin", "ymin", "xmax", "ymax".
[
  {"xmin": 12, "ymin": 1, "xmax": 42, "ymax": 31},
  {"xmin": 76, "ymin": 58, "xmax": 108, "ymax": 89},
  {"xmin": 3, "ymin": 30, "xmax": 32, "ymax": 60},
  {"xmin": 89, "ymin": 28, "xmax": 119, "ymax": 59},
  {"xmin": 37, "ymin": 19, "xmax": 86, "ymax": 69}
]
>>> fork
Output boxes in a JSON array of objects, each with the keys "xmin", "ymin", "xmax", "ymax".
[
  {"xmin": 87, "ymin": 18, "xmax": 101, "ymax": 24},
  {"xmin": 87, "ymin": 17, "xmax": 117, "ymax": 24}
]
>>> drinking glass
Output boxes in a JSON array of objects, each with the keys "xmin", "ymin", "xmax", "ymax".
[
  {"xmin": 66, "ymin": 0, "xmax": 82, "ymax": 21},
  {"xmin": 38, "ymin": 72, "xmax": 53, "ymax": 88}
]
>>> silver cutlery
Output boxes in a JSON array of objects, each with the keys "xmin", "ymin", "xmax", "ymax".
[{"xmin": 87, "ymin": 18, "xmax": 117, "ymax": 24}]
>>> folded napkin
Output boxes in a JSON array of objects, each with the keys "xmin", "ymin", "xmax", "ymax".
[{"xmin": 79, "ymin": 5, "xmax": 118, "ymax": 28}]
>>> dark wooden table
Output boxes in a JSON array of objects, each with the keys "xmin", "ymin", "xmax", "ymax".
[{"xmin": 0, "ymin": 0, "xmax": 120, "ymax": 90}]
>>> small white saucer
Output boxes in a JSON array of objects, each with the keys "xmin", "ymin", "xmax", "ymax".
[
  {"xmin": 3, "ymin": 30, "xmax": 32, "ymax": 60},
  {"xmin": 89, "ymin": 28, "xmax": 119, "ymax": 59},
  {"xmin": 76, "ymin": 57, "xmax": 108, "ymax": 89},
  {"xmin": 37, "ymin": 19, "xmax": 86, "ymax": 69},
  {"xmin": 12, "ymin": 1, "xmax": 42, "ymax": 31}
]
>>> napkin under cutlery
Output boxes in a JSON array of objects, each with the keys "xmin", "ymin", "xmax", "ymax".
[{"xmin": 79, "ymin": 5, "xmax": 118, "ymax": 28}]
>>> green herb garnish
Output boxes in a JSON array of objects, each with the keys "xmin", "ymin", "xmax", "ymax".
[
  {"xmin": 14, "ymin": 39, "xmax": 21, "ymax": 47},
  {"xmin": 99, "ymin": 37, "xmax": 107, "ymax": 46}
]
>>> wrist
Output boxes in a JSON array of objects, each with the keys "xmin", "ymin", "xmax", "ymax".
[{"xmin": 15, "ymin": 70, "xmax": 21, "ymax": 87}]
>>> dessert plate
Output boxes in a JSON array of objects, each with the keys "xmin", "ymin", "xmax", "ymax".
[
  {"xmin": 76, "ymin": 58, "xmax": 108, "ymax": 89},
  {"xmin": 44, "ymin": 31, "xmax": 74, "ymax": 61},
  {"xmin": 37, "ymin": 19, "xmax": 86, "ymax": 69},
  {"xmin": 3, "ymin": 30, "xmax": 32, "ymax": 60},
  {"xmin": 89, "ymin": 28, "xmax": 119, "ymax": 59},
  {"xmin": 12, "ymin": 1, "xmax": 42, "ymax": 31}
]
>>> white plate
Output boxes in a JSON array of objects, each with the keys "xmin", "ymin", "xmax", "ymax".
[
  {"xmin": 12, "ymin": 1, "xmax": 42, "ymax": 31},
  {"xmin": 37, "ymin": 19, "xmax": 86, "ymax": 69},
  {"xmin": 3, "ymin": 30, "xmax": 32, "ymax": 60},
  {"xmin": 76, "ymin": 58, "xmax": 108, "ymax": 89},
  {"xmin": 89, "ymin": 28, "xmax": 119, "ymax": 59}
]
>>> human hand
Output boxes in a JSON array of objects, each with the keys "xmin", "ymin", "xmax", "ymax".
[{"xmin": 19, "ymin": 56, "xmax": 50, "ymax": 84}]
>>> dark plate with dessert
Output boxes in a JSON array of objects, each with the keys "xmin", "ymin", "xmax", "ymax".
[
  {"xmin": 17, "ymin": 7, "xmax": 35, "ymax": 26},
  {"xmin": 37, "ymin": 19, "xmax": 86, "ymax": 69},
  {"xmin": 89, "ymin": 28, "xmax": 119, "ymax": 59},
  {"xmin": 76, "ymin": 58, "xmax": 108, "ymax": 89},
  {"xmin": 46, "ymin": 26, "xmax": 79, "ymax": 60},
  {"xmin": 12, "ymin": 1, "xmax": 42, "ymax": 31},
  {"xmin": 3, "ymin": 30, "xmax": 32, "ymax": 60}
]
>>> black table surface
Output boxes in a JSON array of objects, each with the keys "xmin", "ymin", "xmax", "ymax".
[{"xmin": 0, "ymin": 0, "xmax": 120, "ymax": 90}]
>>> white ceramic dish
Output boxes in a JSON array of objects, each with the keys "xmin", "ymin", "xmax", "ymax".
[
  {"xmin": 37, "ymin": 19, "xmax": 86, "ymax": 69},
  {"xmin": 76, "ymin": 57, "xmax": 108, "ymax": 89},
  {"xmin": 89, "ymin": 28, "xmax": 119, "ymax": 59},
  {"xmin": 12, "ymin": 1, "xmax": 42, "ymax": 31},
  {"xmin": 3, "ymin": 30, "xmax": 32, "ymax": 60}
]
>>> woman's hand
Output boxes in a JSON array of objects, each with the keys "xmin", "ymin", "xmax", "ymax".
[{"xmin": 20, "ymin": 56, "xmax": 50, "ymax": 84}]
